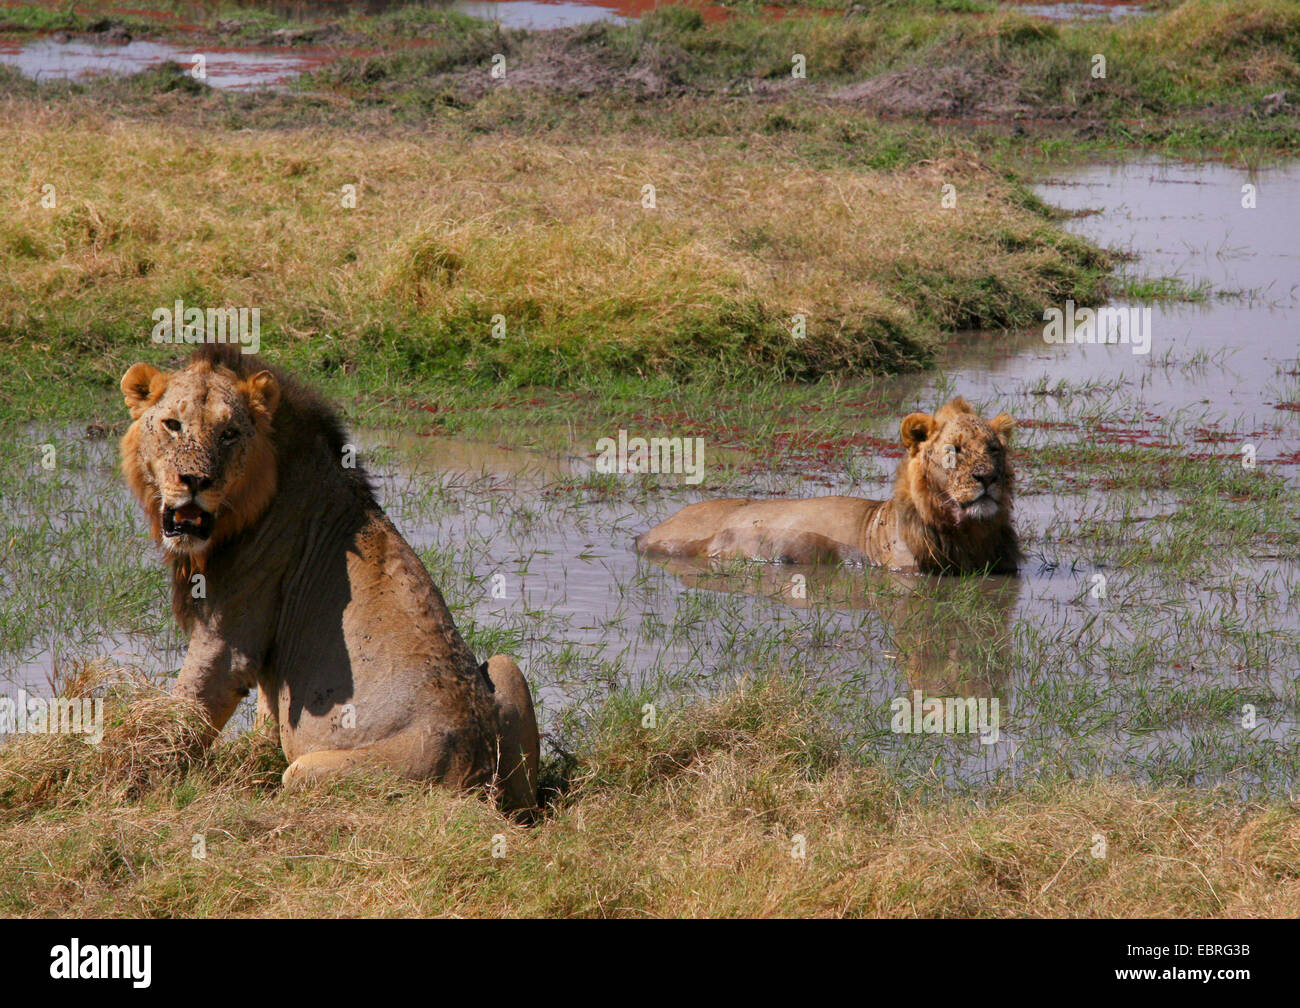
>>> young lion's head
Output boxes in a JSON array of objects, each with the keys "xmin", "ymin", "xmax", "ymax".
[
  {"xmin": 120, "ymin": 352, "xmax": 280, "ymax": 558},
  {"xmin": 895, "ymin": 397, "xmax": 1016, "ymax": 534}
]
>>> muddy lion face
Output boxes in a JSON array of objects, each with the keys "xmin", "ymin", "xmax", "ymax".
[
  {"xmin": 120, "ymin": 359, "xmax": 280, "ymax": 556},
  {"xmin": 900, "ymin": 397, "xmax": 1014, "ymax": 527}
]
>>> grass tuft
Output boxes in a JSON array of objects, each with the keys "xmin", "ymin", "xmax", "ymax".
[{"xmin": 0, "ymin": 664, "xmax": 213, "ymax": 820}]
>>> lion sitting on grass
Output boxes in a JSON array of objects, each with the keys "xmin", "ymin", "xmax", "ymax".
[
  {"xmin": 119, "ymin": 344, "xmax": 539, "ymax": 813},
  {"xmin": 636, "ymin": 397, "xmax": 1019, "ymax": 575}
]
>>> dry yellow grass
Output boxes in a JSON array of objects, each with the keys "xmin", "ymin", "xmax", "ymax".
[
  {"xmin": 0, "ymin": 104, "xmax": 1105, "ymax": 378},
  {"xmin": 0, "ymin": 664, "xmax": 215, "ymax": 816},
  {"xmin": 1, "ymin": 671, "xmax": 1296, "ymax": 917}
]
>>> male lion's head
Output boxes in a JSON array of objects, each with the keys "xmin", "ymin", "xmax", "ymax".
[
  {"xmin": 120, "ymin": 353, "xmax": 280, "ymax": 557},
  {"xmin": 896, "ymin": 397, "xmax": 1015, "ymax": 531}
]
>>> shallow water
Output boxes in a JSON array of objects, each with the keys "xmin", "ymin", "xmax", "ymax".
[
  {"xmin": 0, "ymin": 5, "xmax": 629, "ymax": 86},
  {"xmin": 1011, "ymin": 1, "xmax": 1147, "ymax": 22},
  {"xmin": 452, "ymin": 0, "xmax": 630, "ymax": 29},
  {"xmin": 3, "ymin": 159, "xmax": 1298, "ymax": 792},
  {"xmin": 0, "ymin": 36, "xmax": 342, "ymax": 88},
  {"xmin": 1012, "ymin": 160, "xmax": 1300, "ymax": 425}
]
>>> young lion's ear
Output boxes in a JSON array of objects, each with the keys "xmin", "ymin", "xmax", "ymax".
[
  {"xmin": 900, "ymin": 412, "xmax": 934, "ymax": 453},
  {"xmin": 989, "ymin": 412, "xmax": 1015, "ymax": 443},
  {"xmin": 121, "ymin": 363, "xmax": 168, "ymax": 420},
  {"xmin": 245, "ymin": 370, "xmax": 281, "ymax": 423}
]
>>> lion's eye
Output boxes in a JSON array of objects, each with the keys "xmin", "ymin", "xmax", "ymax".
[
  {"xmin": 220, "ymin": 428, "xmax": 239, "ymax": 444},
  {"xmin": 163, "ymin": 418, "xmax": 182, "ymax": 433}
]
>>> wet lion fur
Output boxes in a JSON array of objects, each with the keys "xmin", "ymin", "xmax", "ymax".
[{"xmin": 637, "ymin": 397, "xmax": 1019, "ymax": 575}]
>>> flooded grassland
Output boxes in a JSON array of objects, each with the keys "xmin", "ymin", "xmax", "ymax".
[{"xmin": 4, "ymin": 159, "xmax": 1297, "ymax": 797}]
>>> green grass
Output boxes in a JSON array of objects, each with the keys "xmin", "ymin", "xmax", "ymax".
[
  {"xmin": 0, "ymin": 4, "xmax": 80, "ymax": 31},
  {"xmin": 1111, "ymin": 275, "xmax": 1216, "ymax": 302}
]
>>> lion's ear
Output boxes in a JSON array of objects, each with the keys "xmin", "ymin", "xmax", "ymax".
[
  {"xmin": 989, "ymin": 412, "xmax": 1015, "ymax": 443},
  {"xmin": 121, "ymin": 363, "xmax": 168, "ymax": 419},
  {"xmin": 245, "ymin": 370, "xmax": 281, "ymax": 423},
  {"xmin": 900, "ymin": 412, "xmax": 934, "ymax": 453}
]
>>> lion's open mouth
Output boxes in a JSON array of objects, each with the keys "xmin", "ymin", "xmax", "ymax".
[{"xmin": 162, "ymin": 502, "xmax": 215, "ymax": 540}]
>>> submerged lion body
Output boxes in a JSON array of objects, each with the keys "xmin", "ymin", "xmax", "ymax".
[
  {"xmin": 637, "ymin": 398, "xmax": 1019, "ymax": 575},
  {"xmin": 120, "ymin": 345, "xmax": 539, "ymax": 812}
]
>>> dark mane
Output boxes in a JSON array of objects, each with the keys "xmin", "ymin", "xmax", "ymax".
[{"xmin": 188, "ymin": 343, "xmax": 357, "ymax": 467}]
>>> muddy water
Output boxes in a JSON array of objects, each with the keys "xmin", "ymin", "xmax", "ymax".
[
  {"xmin": 0, "ymin": 36, "xmax": 342, "ymax": 88},
  {"xmin": 0, "ymin": 4, "xmax": 628, "ymax": 86},
  {"xmin": 1014, "ymin": 160, "xmax": 1300, "ymax": 424},
  {"xmin": 453, "ymin": 1, "xmax": 629, "ymax": 28},
  {"xmin": 1010, "ymin": 1, "xmax": 1147, "ymax": 22},
  {"xmin": 214, "ymin": 0, "xmax": 635, "ymax": 27}
]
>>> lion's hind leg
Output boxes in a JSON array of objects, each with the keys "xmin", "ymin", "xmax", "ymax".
[
  {"xmin": 486, "ymin": 654, "xmax": 540, "ymax": 816},
  {"xmin": 280, "ymin": 732, "xmax": 472, "ymax": 794},
  {"xmin": 281, "ymin": 749, "xmax": 371, "ymax": 792},
  {"xmin": 280, "ymin": 659, "xmax": 539, "ymax": 814}
]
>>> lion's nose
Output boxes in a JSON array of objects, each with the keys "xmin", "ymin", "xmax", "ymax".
[
  {"xmin": 973, "ymin": 469, "xmax": 995, "ymax": 488},
  {"xmin": 180, "ymin": 473, "xmax": 213, "ymax": 494}
]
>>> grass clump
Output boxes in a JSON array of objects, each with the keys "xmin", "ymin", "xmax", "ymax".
[
  {"xmin": 0, "ymin": 3, "xmax": 83, "ymax": 32},
  {"xmin": 0, "ymin": 664, "xmax": 215, "ymax": 820}
]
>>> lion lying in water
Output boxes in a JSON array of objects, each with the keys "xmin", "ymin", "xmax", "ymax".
[
  {"xmin": 636, "ymin": 397, "xmax": 1019, "ymax": 575},
  {"xmin": 120, "ymin": 345, "xmax": 539, "ymax": 813}
]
